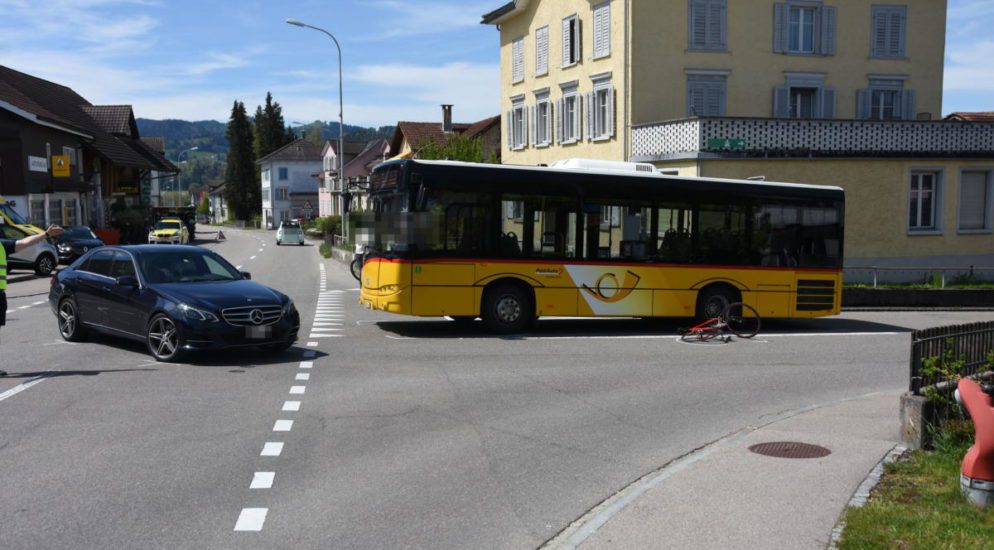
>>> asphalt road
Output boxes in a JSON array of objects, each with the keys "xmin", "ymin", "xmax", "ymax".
[{"xmin": 0, "ymin": 230, "xmax": 989, "ymax": 549}]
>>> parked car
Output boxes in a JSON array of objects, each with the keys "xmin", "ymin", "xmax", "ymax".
[
  {"xmin": 49, "ymin": 246, "xmax": 300, "ymax": 362},
  {"xmin": 148, "ymin": 218, "xmax": 190, "ymax": 244},
  {"xmin": 276, "ymin": 220, "xmax": 305, "ymax": 246},
  {"xmin": 52, "ymin": 225, "xmax": 104, "ymax": 264},
  {"xmin": 0, "ymin": 222, "xmax": 58, "ymax": 275}
]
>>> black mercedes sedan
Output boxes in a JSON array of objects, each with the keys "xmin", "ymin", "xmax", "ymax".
[
  {"xmin": 49, "ymin": 245, "xmax": 300, "ymax": 362},
  {"xmin": 52, "ymin": 225, "xmax": 104, "ymax": 264}
]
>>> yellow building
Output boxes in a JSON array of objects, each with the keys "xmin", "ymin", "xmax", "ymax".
[{"xmin": 484, "ymin": 0, "xmax": 994, "ymax": 278}]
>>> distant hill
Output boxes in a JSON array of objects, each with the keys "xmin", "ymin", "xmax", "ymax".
[{"xmin": 137, "ymin": 118, "xmax": 395, "ymax": 161}]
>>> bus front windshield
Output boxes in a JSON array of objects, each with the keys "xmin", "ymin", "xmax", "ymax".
[{"xmin": 0, "ymin": 203, "xmax": 29, "ymax": 225}]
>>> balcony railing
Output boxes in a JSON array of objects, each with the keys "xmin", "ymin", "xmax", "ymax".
[{"xmin": 631, "ymin": 117, "xmax": 994, "ymax": 160}]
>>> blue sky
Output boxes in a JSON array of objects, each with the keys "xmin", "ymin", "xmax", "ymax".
[{"xmin": 0, "ymin": 0, "xmax": 990, "ymax": 127}]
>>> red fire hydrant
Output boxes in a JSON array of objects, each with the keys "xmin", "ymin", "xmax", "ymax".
[{"xmin": 957, "ymin": 378, "xmax": 994, "ymax": 507}]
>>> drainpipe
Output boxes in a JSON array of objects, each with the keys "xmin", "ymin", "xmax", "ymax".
[{"xmin": 624, "ymin": 0, "xmax": 630, "ymax": 162}]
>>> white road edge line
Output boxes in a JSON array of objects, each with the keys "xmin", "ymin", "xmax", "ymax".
[{"xmin": 0, "ymin": 375, "xmax": 50, "ymax": 403}]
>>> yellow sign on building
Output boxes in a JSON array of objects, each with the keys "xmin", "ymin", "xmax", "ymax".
[{"xmin": 51, "ymin": 155, "xmax": 70, "ymax": 178}]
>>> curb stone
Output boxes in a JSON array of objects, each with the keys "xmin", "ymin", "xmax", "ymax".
[{"xmin": 827, "ymin": 444, "xmax": 908, "ymax": 549}]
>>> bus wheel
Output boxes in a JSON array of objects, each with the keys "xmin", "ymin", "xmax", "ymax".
[
  {"xmin": 695, "ymin": 286, "xmax": 737, "ymax": 323},
  {"xmin": 482, "ymin": 283, "xmax": 532, "ymax": 334}
]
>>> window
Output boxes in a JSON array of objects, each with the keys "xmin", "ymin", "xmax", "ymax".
[
  {"xmin": 557, "ymin": 89, "xmax": 581, "ymax": 144},
  {"xmin": 532, "ymin": 93, "xmax": 553, "ymax": 147},
  {"xmin": 65, "ymin": 199, "xmax": 77, "ymax": 226},
  {"xmin": 774, "ymin": 2, "xmax": 836, "ymax": 56},
  {"xmin": 278, "ymin": 167, "xmax": 288, "ymax": 180},
  {"xmin": 583, "ymin": 200, "xmax": 651, "ymax": 260},
  {"xmin": 562, "ymin": 14, "xmax": 581, "ymax": 67},
  {"xmin": 48, "ymin": 199, "xmax": 63, "ymax": 225},
  {"xmin": 110, "ymin": 251, "xmax": 136, "ymax": 279},
  {"xmin": 276, "ymin": 187, "xmax": 289, "ymax": 201},
  {"xmin": 507, "ymin": 99, "xmax": 527, "ymax": 150},
  {"xmin": 959, "ymin": 170, "xmax": 992, "ymax": 232},
  {"xmin": 774, "ymin": 74, "xmax": 835, "ymax": 119},
  {"xmin": 500, "ymin": 195, "xmax": 578, "ymax": 259},
  {"xmin": 262, "ymin": 170, "xmax": 270, "ymax": 183},
  {"xmin": 871, "ymin": 5, "xmax": 906, "ymax": 58},
  {"xmin": 62, "ymin": 146, "xmax": 76, "ymax": 165},
  {"xmin": 592, "ymin": 2, "xmax": 611, "ymax": 59},
  {"xmin": 82, "ymin": 250, "xmax": 115, "ymax": 277},
  {"xmin": 535, "ymin": 26, "xmax": 549, "ymax": 76},
  {"xmin": 857, "ymin": 79, "xmax": 914, "ymax": 120},
  {"xmin": 688, "ymin": 0, "xmax": 727, "ymax": 51},
  {"xmin": 262, "ymin": 188, "xmax": 270, "ymax": 203},
  {"xmin": 511, "ymin": 36, "xmax": 525, "ymax": 83},
  {"xmin": 909, "ymin": 171, "xmax": 941, "ymax": 232},
  {"xmin": 687, "ymin": 74, "xmax": 726, "ymax": 116},
  {"xmin": 30, "ymin": 199, "xmax": 44, "ymax": 225},
  {"xmin": 586, "ymin": 80, "xmax": 614, "ymax": 141}
]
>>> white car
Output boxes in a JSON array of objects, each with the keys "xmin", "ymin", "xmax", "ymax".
[
  {"xmin": 276, "ymin": 221, "xmax": 305, "ymax": 246},
  {"xmin": 0, "ymin": 223, "xmax": 59, "ymax": 275}
]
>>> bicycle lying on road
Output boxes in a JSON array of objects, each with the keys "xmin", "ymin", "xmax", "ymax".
[{"xmin": 679, "ymin": 302, "xmax": 761, "ymax": 342}]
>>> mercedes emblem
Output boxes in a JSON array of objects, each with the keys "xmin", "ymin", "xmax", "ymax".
[{"xmin": 250, "ymin": 309, "xmax": 264, "ymax": 325}]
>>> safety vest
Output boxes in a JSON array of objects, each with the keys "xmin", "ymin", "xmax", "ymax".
[{"xmin": 0, "ymin": 242, "xmax": 6, "ymax": 291}]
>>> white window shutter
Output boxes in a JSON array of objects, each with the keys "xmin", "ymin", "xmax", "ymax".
[
  {"xmin": 820, "ymin": 6, "xmax": 836, "ymax": 55},
  {"xmin": 536, "ymin": 27, "xmax": 549, "ymax": 75},
  {"xmin": 607, "ymin": 87, "xmax": 615, "ymax": 137},
  {"xmin": 556, "ymin": 98, "xmax": 564, "ymax": 143},
  {"xmin": 594, "ymin": 3, "xmax": 610, "ymax": 58},
  {"xmin": 901, "ymin": 89, "xmax": 916, "ymax": 120},
  {"xmin": 689, "ymin": 1, "xmax": 706, "ymax": 49},
  {"xmin": 773, "ymin": 3, "xmax": 788, "ymax": 53},
  {"xmin": 562, "ymin": 18, "xmax": 572, "ymax": 66},
  {"xmin": 584, "ymin": 92, "xmax": 593, "ymax": 141},
  {"xmin": 773, "ymin": 86, "xmax": 790, "ymax": 118},
  {"xmin": 856, "ymin": 89, "xmax": 870, "ymax": 119},
  {"xmin": 573, "ymin": 95, "xmax": 582, "ymax": 142},
  {"xmin": 506, "ymin": 110, "xmax": 513, "ymax": 149},
  {"xmin": 708, "ymin": 1, "xmax": 725, "ymax": 49},
  {"xmin": 529, "ymin": 105, "xmax": 536, "ymax": 147},
  {"xmin": 546, "ymin": 101, "xmax": 554, "ymax": 145},
  {"xmin": 891, "ymin": 10, "xmax": 906, "ymax": 57},
  {"xmin": 820, "ymin": 87, "xmax": 836, "ymax": 119},
  {"xmin": 512, "ymin": 37, "xmax": 524, "ymax": 82},
  {"xmin": 575, "ymin": 17, "xmax": 582, "ymax": 62}
]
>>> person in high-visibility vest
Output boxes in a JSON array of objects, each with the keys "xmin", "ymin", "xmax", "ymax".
[{"xmin": 1, "ymin": 225, "xmax": 64, "ymax": 376}]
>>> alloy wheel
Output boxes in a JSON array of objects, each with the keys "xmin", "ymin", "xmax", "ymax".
[
  {"xmin": 148, "ymin": 316, "xmax": 179, "ymax": 360},
  {"xmin": 58, "ymin": 301, "xmax": 76, "ymax": 338}
]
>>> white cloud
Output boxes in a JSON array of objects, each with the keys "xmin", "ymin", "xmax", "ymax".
[
  {"xmin": 944, "ymin": 40, "xmax": 994, "ymax": 91},
  {"xmin": 361, "ymin": 0, "xmax": 495, "ymax": 39}
]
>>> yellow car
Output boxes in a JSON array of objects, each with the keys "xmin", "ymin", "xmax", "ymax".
[
  {"xmin": 0, "ymin": 196, "xmax": 44, "ymax": 235},
  {"xmin": 148, "ymin": 218, "xmax": 190, "ymax": 245}
]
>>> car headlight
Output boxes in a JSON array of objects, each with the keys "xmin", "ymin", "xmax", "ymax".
[
  {"xmin": 57, "ymin": 243, "xmax": 72, "ymax": 253},
  {"xmin": 282, "ymin": 299, "xmax": 297, "ymax": 316},
  {"xmin": 180, "ymin": 304, "xmax": 219, "ymax": 322}
]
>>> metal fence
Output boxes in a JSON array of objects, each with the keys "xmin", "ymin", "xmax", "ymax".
[
  {"xmin": 846, "ymin": 266, "xmax": 994, "ymax": 287},
  {"xmin": 910, "ymin": 321, "xmax": 994, "ymax": 394}
]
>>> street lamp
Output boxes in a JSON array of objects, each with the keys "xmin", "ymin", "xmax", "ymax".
[
  {"xmin": 175, "ymin": 146, "xmax": 199, "ymax": 208},
  {"xmin": 286, "ymin": 18, "xmax": 345, "ymax": 233}
]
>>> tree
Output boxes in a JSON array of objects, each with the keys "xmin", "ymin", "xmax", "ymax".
[
  {"xmin": 416, "ymin": 133, "xmax": 485, "ymax": 163},
  {"xmin": 224, "ymin": 100, "xmax": 257, "ymax": 220},
  {"xmin": 254, "ymin": 92, "xmax": 294, "ymax": 159}
]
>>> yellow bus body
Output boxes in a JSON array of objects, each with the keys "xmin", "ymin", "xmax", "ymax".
[{"xmin": 360, "ymin": 258, "xmax": 841, "ymax": 320}]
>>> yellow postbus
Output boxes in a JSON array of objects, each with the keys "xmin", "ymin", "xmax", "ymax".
[{"xmin": 358, "ymin": 159, "xmax": 844, "ymax": 333}]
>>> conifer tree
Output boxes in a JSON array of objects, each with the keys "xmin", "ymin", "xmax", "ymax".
[{"xmin": 224, "ymin": 100, "xmax": 256, "ymax": 220}]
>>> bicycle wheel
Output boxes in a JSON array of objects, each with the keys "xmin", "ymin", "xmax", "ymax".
[
  {"xmin": 722, "ymin": 302, "xmax": 761, "ymax": 339},
  {"xmin": 350, "ymin": 258, "xmax": 362, "ymax": 281}
]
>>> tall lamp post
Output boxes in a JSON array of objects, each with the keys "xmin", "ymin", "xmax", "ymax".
[
  {"xmin": 175, "ymin": 146, "xmax": 199, "ymax": 208},
  {"xmin": 286, "ymin": 18, "xmax": 345, "ymax": 237}
]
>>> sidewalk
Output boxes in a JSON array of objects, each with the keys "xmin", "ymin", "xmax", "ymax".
[{"xmin": 547, "ymin": 391, "xmax": 902, "ymax": 550}]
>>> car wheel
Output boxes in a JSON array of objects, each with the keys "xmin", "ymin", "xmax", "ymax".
[
  {"xmin": 35, "ymin": 253, "xmax": 56, "ymax": 276},
  {"xmin": 261, "ymin": 341, "xmax": 293, "ymax": 353},
  {"xmin": 695, "ymin": 286, "xmax": 738, "ymax": 323},
  {"xmin": 57, "ymin": 297, "xmax": 87, "ymax": 342},
  {"xmin": 276, "ymin": 240, "xmax": 281, "ymax": 246},
  {"xmin": 482, "ymin": 283, "xmax": 533, "ymax": 334},
  {"xmin": 147, "ymin": 314, "xmax": 184, "ymax": 362},
  {"xmin": 298, "ymin": 241, "xmax": 303, "ymax": 246}
]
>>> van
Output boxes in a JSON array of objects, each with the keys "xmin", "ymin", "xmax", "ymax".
[{"xmin": 0, "ymin": 196, "xmax": 44, "ymax": 234}]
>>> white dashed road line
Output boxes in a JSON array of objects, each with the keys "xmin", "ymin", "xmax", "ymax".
[
  {"xmin": 289, "ymin": 386, "xmax": 306, "ymax": 395},
  {"xmin": 296, "ymin": 373, "xmax": 310, "ymax": 381},
  {"xmin": 234, "ymin": 508, "xmax": 268, "ymax": 531},
  {"xmin": 283, "ymin": 401, "xmax": 301, "ymax": 411},
  {"xmin": 272, "ymin": 420, "xmax": 293, "ymax": 432},
  {"xmin": 260, "ymin": 442, "xmax": 284, "ymax": 457},
  {"xmin": 250, "ymin": 472, "xmax": 275, "ymax": 489}
]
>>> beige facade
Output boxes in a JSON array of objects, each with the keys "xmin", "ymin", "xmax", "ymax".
[{"xmin": 487, "ymin": 0, "xmax": 947, "ymax": 165}]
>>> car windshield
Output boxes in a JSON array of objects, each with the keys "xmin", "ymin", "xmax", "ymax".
[
  {"xmin": 155, "ymin": 221, "xmax": 181, "ymax": 230},
  {"xmin": 138, "ymin": 250, "xmax": 241, "ymax": 284},
  {"xmin": 65, "ymin": 226, "xmax": 97, "ymax": 239}
]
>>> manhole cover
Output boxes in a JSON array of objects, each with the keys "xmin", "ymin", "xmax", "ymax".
[{"xmin": 748, "ymin": 441, "xmax": 831, "ymax": 459}]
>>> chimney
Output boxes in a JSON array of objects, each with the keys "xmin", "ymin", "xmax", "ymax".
[{"xmin": 442, "ymin": 104, "xmax": 453, "ymax": 133}]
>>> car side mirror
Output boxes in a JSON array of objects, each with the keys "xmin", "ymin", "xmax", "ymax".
[
  {"xmin": 116, "ymin": 275, "xmax": 138, "ymax": 287},
  {"xmin": 240, "ymin": 271, "xmax": 252, "ymax": 280}
]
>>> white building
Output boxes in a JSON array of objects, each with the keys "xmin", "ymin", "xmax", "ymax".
[{"xmin": 257, "ymin": 139, "xmax": 322, "ymax": 229}]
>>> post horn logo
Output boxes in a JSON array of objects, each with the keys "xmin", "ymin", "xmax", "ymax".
[{"xmin": 581, "ymin": 270, "xmax": 642, "ymax": 303}]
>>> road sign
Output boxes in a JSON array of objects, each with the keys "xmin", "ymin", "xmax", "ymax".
[
  {"xmin": 707, "ymin": 138, "xmax": 747, "ymax": 150},
  {"xmin": 28, "ymin": 156, "xmax": 47, "ymax": 172},
  {"xmin": 51, "ymin": 155, "xmax": 70, "ymax": 177}
]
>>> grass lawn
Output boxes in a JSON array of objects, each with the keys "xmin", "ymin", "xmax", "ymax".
[{"xmin": 838, "ymin": 432, "xmax": 994, "ymax": 549}]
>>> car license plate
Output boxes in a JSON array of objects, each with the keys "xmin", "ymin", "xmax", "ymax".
[{"xmin": 246, "ymin": 326, "xmax": 271, "ymax": 339}]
